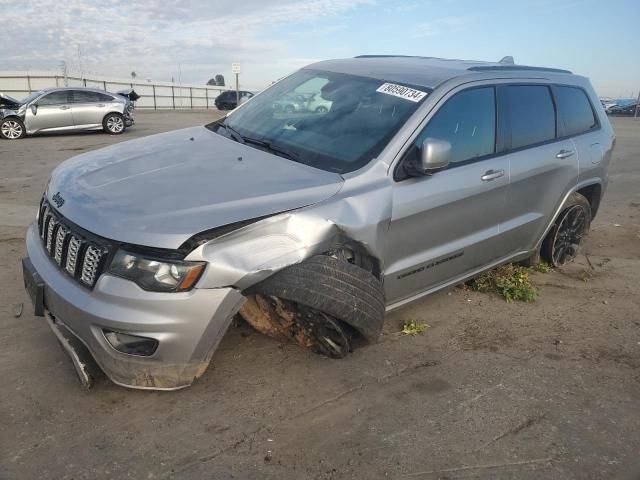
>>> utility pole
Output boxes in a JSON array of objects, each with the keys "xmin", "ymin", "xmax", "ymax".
[
  {"xmin": 60, "ymin": 60, "xmax": 68, "ymax": 86},
  {"xmin": 77, "ymin": 45, "xmax": 83, "ymax": 79}
]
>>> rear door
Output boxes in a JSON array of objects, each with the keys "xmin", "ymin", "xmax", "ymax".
[
  {"xmin": 385, "ymin": 85, "xmax": 510, "ymax": 305},
  {"xmin": 553, "ymin": 85, "xmax": 604, "ymax": 184},
  {"xmin": 24, "ymin": 90, "xmax": 74, "ymax": 132},
  {"xmin": 70, "ymin": 90, "xmax": 114, "ymax": 128},
  {"xmin": 500, "ymin": 84, "xmax": 578, "ymax": 253}
]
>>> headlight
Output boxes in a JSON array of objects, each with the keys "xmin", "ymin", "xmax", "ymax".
[{"xmin": 108, "ymin": 250, "xmax": 205, "ymax": 292}]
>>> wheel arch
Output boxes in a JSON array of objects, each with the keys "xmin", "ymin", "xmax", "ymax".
[
  {"xmin": 534, "ymin": 179, "xmax": 602, "ymax": 250},
  {"xmin": 576, "ymin": 183, "xmax": 602, "ymax": 219}
]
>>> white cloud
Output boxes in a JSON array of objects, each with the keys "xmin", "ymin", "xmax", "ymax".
[
  {"xmin": 413, "ymin": 17, "xmax": 470, "ymax": 39},
  {"xmin": 1, "ymin": 0, "xmax": 371, "ymax": 87}
]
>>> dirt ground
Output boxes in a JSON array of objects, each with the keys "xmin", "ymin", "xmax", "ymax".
[{"xmin": 0, "ymin": 112, "xmax": 638, "ymax": 480}]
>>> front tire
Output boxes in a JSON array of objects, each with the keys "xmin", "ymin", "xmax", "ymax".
[
  {"xmin": 103, "ymin": 113, "xmax": 126, "ymax": 135},
  {"xmin": 541, "ymin": 193, "xmax": 592, "ymax": 267},
  {"xmin": 242, "ymin": 255, "xmax": 385, "ymax": 358},
  {"xmin": 0, "ymin": 117, "xmax": 26, "ymax": 140}
]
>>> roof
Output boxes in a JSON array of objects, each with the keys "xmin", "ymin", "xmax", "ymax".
[{"xmin": 305, "ymin": 55, "xmax": 573, "ymax": 90}]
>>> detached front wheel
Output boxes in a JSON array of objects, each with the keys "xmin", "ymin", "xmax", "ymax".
[
  {"xmin": 0, "ymin": 117, "xmax": 26, "ymax": 140},
  {"xmin": 241, "ymin": 255, "xmax": 386, "ymax": 358},
  {"xmin": 103, "ymin": 113, "xmax": 125, "ymax": 135},
  {"xmin": 541, "ymin": 192, "xmax": 592, "ymax": 267}
]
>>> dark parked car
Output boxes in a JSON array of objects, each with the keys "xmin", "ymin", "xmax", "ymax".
[
  {"xmin": 215, "ymin": 90, "xmax": 254, "ymax": 110},
  {"xmin": 607, "ymin": 103, "xmax": 638, "ymax": 116}
]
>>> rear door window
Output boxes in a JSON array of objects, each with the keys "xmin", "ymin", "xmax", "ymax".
[
  {"xmin": 414, "ymin": 87, "xmax": 496, "ymax": 164},
  {"xmin": 506, "ymin": 85, "xmax": 555, "ymax": 149},
  {"xmin": 72, "ymin": 91, "xmax": 113, "ymax": 103},
  {"xmin": 555, "ymin": 86, "xmax": 597, "ymax": 136}
]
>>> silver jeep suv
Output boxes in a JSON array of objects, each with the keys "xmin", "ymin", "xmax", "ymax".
[{"xmin": 22, "ymin": 56, "xmax": 614, "ymax": 390}]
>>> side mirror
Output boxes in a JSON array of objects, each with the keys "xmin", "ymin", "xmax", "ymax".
[
  {"xmin": 419, "ymin": 137, "xmax": 451, "ymax": 174},
  {"xmin": 30, "ymin": 104, "xmax": 38, "ymax": 115}
]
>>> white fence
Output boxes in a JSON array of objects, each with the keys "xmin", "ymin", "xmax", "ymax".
[{"xmin": 0, "ymin": 71, "xmax": 230, "ymax": 110}]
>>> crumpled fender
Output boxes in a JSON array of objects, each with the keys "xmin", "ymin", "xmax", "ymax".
[
  {"xmin": 0, "ymin": 107, "xmax": 25, "ymax": 121},
  {"xmin": 185, "ymin": 161, "xmax": 393, "ymax": 291}
]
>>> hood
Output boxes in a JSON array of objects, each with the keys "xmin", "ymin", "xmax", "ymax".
[
  {"xmin": 47, "ymin": 127, "xmax": 343, "ymax": 249},
  {"xmin": 0, "ymin": 93, "xmax": 21, "ymax": 109}
]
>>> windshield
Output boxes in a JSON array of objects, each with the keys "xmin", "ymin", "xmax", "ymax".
[
  {"xmin": 20, "ymin": 91, "xmax": 43, "ymax": 104},
  {"xmin": 207, "ymin": 69, "xmax": 429, "ymax": 173}
]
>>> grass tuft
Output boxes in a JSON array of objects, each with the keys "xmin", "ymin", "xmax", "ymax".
[
  {"xmin": 402, "ymin": 318, "xmax": 429, "ymax": 336},
  {"xmin": 530, "ymin": 261, "xmax": 552, "ymax": 273},
  {"xmin": 470, "ymin": 264, "xmax": 540, "ymax": 303}
]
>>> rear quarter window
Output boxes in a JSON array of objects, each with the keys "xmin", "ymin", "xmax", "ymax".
[
  {"xmin": 507, "ymin": 85, "xmax": 555, "ymax": 149},
  {"xmin": 555, "ymin": 86, "xmax": 597, "ymax": 137}
]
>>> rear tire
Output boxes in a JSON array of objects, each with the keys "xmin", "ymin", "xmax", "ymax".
[
  {"xmin": 0, "ymin": 117, "xmax": 26, "ymax": 140},
  {"xmin": 540, "ymin": 193, "xmax": 592, "ymax": 267},
  {"xmin": 103, "ymin": 113, "xmax": 125, "ymax": 135}
]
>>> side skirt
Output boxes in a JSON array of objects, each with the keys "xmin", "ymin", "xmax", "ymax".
[{"xmin": 385, "ymin": 250, "xmax": 531, "ymax": 312}]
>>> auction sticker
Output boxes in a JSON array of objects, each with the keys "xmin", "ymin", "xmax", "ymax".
[{"xmin": 376, "ymin": 83, "xmax": 427, "ymax": 102}]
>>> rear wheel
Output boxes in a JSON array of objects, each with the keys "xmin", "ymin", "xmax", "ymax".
[
  {"xmin": 0, "ymin": 117, "xmax": 26, "ymax": 140},
  {"xmin": 541, "ymin": 193, "xmax": 591, "ymax": 267},
  {"xmin": 315, "ymin": 106, "xmax": 328, "ymax": 114},
  {"xmin": 103, "ymin": 113, "xmax": 125, "ymax": 135}
]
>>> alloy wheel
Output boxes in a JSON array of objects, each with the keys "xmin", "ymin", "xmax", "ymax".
[
  {"xmin": 1, "ymin": 120, "xmax": 23, "ymax": 139},
  {"xmin": 106, "ymin": 116, "xmax": 124, "ymax": 133},
  {"xmin": 550, "ymin": 205, "xmax": 588, "ymax": 266}
]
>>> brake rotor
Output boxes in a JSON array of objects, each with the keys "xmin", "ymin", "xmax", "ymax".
[{"xmin": 240, "ymin": 294, "xmax": 352, "ymax": 358}]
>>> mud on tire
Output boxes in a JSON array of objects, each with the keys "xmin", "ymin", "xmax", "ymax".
[{"xmin": 242, "ymin": 255, "xmax": 386, "ymax": 355}]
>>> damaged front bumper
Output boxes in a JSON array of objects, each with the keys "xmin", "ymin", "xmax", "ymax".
[{"xmin": 24, "ymin": 224, "xmax": 245, "ymax": 390}]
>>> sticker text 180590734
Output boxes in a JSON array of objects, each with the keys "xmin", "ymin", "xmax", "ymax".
[{"xmin": 376, "ymin": 83, "xmax": 428, "ymax": 102}]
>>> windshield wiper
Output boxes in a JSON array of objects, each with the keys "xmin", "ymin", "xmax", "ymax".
[
  {"xmin": 242, "ymin": 137, "xmax": 301, "ymax": 162},
  {"xmin": 215, "ymin": 121, "xmax": 300, "ymax": 162},
  {"xmin": 217, "ymin": 122, "xmax": 246, "ymax": 144}
]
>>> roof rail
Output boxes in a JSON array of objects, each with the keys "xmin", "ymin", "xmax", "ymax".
[
  {"xmin": 467, "ymin": 65, "xmax": 572, "ymax": 74},
  {"xmin": 355, "ymin": 55, "xmax": 420, "ymax": 59}
]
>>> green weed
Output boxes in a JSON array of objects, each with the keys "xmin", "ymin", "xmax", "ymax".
[
  {"xmin": 402, "ymin": 318, "xmax": 429, "ymax": 336},
  {"xmin": 471, "ymin": 264, "xmax": 538, "ymax": 303}
]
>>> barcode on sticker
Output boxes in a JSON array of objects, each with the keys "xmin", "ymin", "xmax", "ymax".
[{"xmin": 376, "ymin": 83, "xmax": 427, "ymax": 102}]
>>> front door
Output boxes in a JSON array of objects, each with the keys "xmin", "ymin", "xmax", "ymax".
[
  {"xmin": 384, "ymin": 86, "xmax": 509, "ymax": 306},
  {"xmin": 24, "ymin": 90, "xmax": 74, "ymax": 133}
]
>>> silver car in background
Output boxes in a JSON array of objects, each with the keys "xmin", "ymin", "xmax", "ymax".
[
  {"xmin": 22, "ymin": 56, "xmax": 613, "ymax": 390},
  {"xmin": 0, "ymin": 87, "xmax": 134, "ymax": 140}
]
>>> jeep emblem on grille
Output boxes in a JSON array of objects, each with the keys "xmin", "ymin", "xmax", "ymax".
[{"xmin": 52, "ymin": 192, "xmax": 65, "ymax": 208}]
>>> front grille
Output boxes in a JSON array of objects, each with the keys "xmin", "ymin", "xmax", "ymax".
[{"xmin": 37, "ymin": 198, "xmax": 112, "ymax": 288}]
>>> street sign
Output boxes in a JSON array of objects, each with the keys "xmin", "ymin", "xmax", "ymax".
[{"xmin": 232, "ymin": 63, "xmax": 241, "ymax": 74}]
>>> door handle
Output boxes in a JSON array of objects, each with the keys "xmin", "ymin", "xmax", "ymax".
[
  {"xmin": 59, "ymin": 105, "xmax": 70, "ymax": 110},
  {"xmin": 97, "ymin": 104, "xmax": 105, "ymax": 107},
  {"xmin": 481, "ymin": 169, "xmax": 505, "ymax": 181},
  {"xmin": 556, "ymin": 149, "xmax": 575, "ymax": 159}
]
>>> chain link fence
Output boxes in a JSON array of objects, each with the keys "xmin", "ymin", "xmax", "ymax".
[{"xmin": 0, "ymin": 71, "xmax": 229, "ymax": 110}]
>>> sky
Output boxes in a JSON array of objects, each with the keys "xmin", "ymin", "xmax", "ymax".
[{"xmin": 2, "ymin": 0, "xmax": 639, "ymax": 97}]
